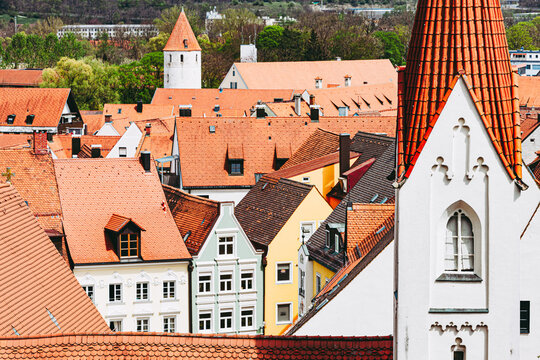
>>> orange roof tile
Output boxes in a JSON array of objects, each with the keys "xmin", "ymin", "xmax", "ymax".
[
  {"xmin": 50, "ymin": 134, "xmax": 121, "ymax": 158},
  {"xmin": 54, "ymin": 158, "xmax": 191, "ymax": 264},
  {"xmin": 266, "ymin": 101, "xmax": 311, "ymax": 117},
  {"xmin": 397, "ymin": 0, "xmax": 522, "ymax": 182},
  {"xmin": 102, "ymin": 104, "xmax": 175, "ymax": 135},
  {"xmin": 163, "ymin": 10, "xmax": 201, "ymax": 52},
  {"xmin": 80, "ymin": 110, "xmax": 104, "ymax": 135},
  {"xmin": 163, "ymin": 185, "xmax": 220, "ymax": 255},
  {"xmin": 134, "ymin": 117, "xmax": 176, "ymax": 158},
  {"xmin": 105, "ymin": 214, "xmax": 145, "ymax": 232},
  {"xmin": 282, "ymin": 129, "xmax": 341, "ymax": 169},
  {"xmin": 0, "ymin": 183, "xmax": 110, "ymax": 336},
  {"xmin": 0, "ymin": 149, "xmax": 63, "ymax": 233},
  {"xmin": 521, "ymin": 112, "xmax": 540, "ymax": 140},
  {"xmin": 152, "ymin": 88, "xmax": 296, "ymax": 117},
  {"xmin": 0, "ymin": 88, "xmax": 72, "ymax": 128},
  {"xmin": 232, "ymin": 59, "xmax": 397, "ymax": 89},
  {"xmin": 518, "ymin": 76, "xmax": 540, "ymax": 108},
  {"xmin": 177, "ymin": 116, "xmax": 396, "ymax": 188},
  {"xmin": 0, "ymin": 134, "xmax": 31, "ymax": 150},
  {"xmin": 0, "ymin": 333, "xmax": 393, "ymax": 359},
  {"xmin": 0, "ymin": 69, "xmax": 42, "ymax": 87}
]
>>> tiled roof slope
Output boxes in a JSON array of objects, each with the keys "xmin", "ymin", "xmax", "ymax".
[
  {"xmin": 54, "ymin": 158, "xmax": 191, "ymax": 264},
  {"xmin": 177, "ymin": 116, "xmax": 396, "ymax": 188},
  {"xmin": 0, "ymin": 88, "xmax": 71, "ymax": 128},
  {"xmin": 310, "ymin": 83, "xmax": 397, "ymax": 116},
  {"xmin": 152, "ymin": 88, "xmax": 295, "ymax": 117},
  {"xmin": 0, "ymin": 69, "xmax": 42, "ymax": 86},
  {"xmin": 528, "ymin": 153, "xmax": 540, "ymax": 180},
  {"xmin": 307, "ymin": 139, "xmax": 396, "ymax": 272},
  {"xmin": 50, "ymin": 134, "xmax": 121, "ymax": 159},
  {"xmin": 135, "ymin": 118, "xmax": 176, "ymax": 159},
  {"xmin": 235, "ymin": 178, "xmax": 313, "ymax": 248},
  {"xmin": 80, "ymin": 110, "xmax": 104, "ymax": 135},
  {"xmin": 0, "ymin": 333, "xmax": 393, "ymax": 359},
  {"xmin": 0, "ymin": 183, "xmax": 110, "ymax": 336},
  {"xmin": 0, "ymin": 149, "xmax": 63, "ymax": 233},
  {"xmin": 518, "ymin": 76, "xmax": 540, "ymax": 108},
  {"xmin": 163, "ymin": 10, "xmax": 201, "ymax": 51},
  {"xmin": 397, "ymin": 0, "xmax": 522, "ymax": 182},
  {"xmin": 163, "ymin": 185, "xmax": 220, "ymax": 255},
  {"xmin": 0, "ymin": 134, "xmax": 31, "ymax": 149},
  {"xmin": 102, "ymin": 104, "xmax": 174, "ymax": 134},
  {"xmin": 282, "ymin": 129, "xmax": 341, "ymax": 169},
  {"xmin": 232, "ymin": 59, "xmax": 397, "ymax": 89}
]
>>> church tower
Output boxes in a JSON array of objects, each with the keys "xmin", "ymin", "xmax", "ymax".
[
  {"xmin": 163, "ymin": 9, "xmax": 201, "ymax": 89},
  {"xmin": 393, "ymin": 0, "xmax": 536, "ymax": 358}
]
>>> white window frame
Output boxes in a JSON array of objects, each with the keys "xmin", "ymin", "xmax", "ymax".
[
  {"xmin": 136, "ymin": 318, "xmax": 149, "ymax": 332},
  {"xmin": 109, "ymin": 319, "xmax": 122, "ymax": 332},
  {"xmin": 163, "ymin": 316, "xmax": 176, "ymax": 333},
  {"xmin": 108, "ymin": 283, "xmax": 122, "ymax": 303},
  {"xmin": 240, "ymin": 307, "xmax": 255, "ymax": 330},
  {"xmin": 217, "ymin": 235, "xmax": 235, "ymax": 257},
  {"xmin": 444, "ymin": 209, "xmax": 475, "ymax": 272},
  {"xmin": 276, "ymin": 262, "xmax": 293, "ymax": 284},
  {"xmin": 219, "ymin": 271, "xmax": 234, "ymax": 293},
  {"xmin": 219, "ymin": 308, "xmax": 234, "ymax": 332},
  {"xmin": 334, "ymin": 233, "xmax": 340, "ymax": 253},
  {"xmin": 198, "ymin": 273, "xmax": 212, "ymax": 294},
  {"xmin": 136, "ymin": 282, "xmax": 149, "ymax": 301},
  {"xmin": 119, "ymin": 147, "xmax": 127, "ymax": 157},
  {"xmin": 82, "ymin": 285, "xmax": 94, "ymax": 303},
  {"xmin": 240, "ymin": 270, "xmax": 254, "ymax": 291},
  {"xmin": 198, "ymin": 310, "xmax": 213, "ymax": 333},
  {"xmin": 163, "ymin": 280, "xmax": 176, "ymax": 299},
  {"xmin": 276, "ymin": 302, "xmax": 292, "ymax": 325},
  {"xmin": 300, "ymin": 221, "xmax": 316, "ymax": 242},
  {"xmin": 325, "ymin": 230, "xmax": 331, "ymax": 248},
  {"xmin": 316, "ymin": 273, "xmax": 322, "ymax": 294}
]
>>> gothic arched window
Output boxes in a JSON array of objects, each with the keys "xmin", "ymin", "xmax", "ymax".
[{"xmin": 445, "ymin": 210, "xmax": 474, "ymax": 272}]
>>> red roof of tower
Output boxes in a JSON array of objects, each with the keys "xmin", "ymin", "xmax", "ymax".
[
  {"xmin": 397, "ymin": 0, "xmax": 522, "ymax": 183},
  {"xmin": 163, "ymin": 10, "xmax": 201, "ymax": 52}
]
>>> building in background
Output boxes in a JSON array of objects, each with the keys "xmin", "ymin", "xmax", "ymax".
[
  {"xmin": 510, "ymin": 50, "xmax": 540, "ymax": 76},
  {"xmin": 57, "ymin": 24, "xmax": 158, "ymax": 39}
]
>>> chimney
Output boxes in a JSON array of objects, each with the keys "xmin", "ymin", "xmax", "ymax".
[
  {"xmin": 105, "ymin": 114, "xmax": 112, "ymax": 123},
  {"xmin": 33, "ymin": 131, "xmax": 48, "ymax": 155},
  {"xmin": 315, "ymin": 77, "xmax": 322, "ymax": 89},
  {"xmin": 141, "ymin": 151, "xmax": 151, "ymax": 172},
  {"xmin": 344, "ymin": 75, "xmax": 351, "ymax": 87},
  {"xmin": 145, "ymin": 123, "xmax": 152, "ymax": 136},
  {"xmin": 72, "ymin": 137, "xmax": 81, "ymax": 157},
  {"xmin": 309, "ymin": 94, "xmax": 315, "ymax": 106},
  {"xmin": 91, "ymin": 144, "xmax": 101, "ymax": 158},
  {"xmin": 294, "ymin": 94, "xmax": 301, "ymax": 116},
  {"xmin": 339, "ymin": 133, "xmax": 350, "ymax": 176},
  {"xmin": 310, "ymin": 105, "xmax": 320, "ymax": 122},
  {"xmin": 136, "ymin": 100, "xmax": 143, "ymax": 113}
]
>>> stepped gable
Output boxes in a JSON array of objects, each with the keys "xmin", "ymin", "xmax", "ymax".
[
  {"xmin": 397, "ymin": 0, "xmax": 522, "ymax": 183},
  {"xmin": 164, "ymin": 10, "xmax": 201, "ymax": 52}
]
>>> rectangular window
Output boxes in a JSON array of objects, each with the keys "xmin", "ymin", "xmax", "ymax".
[
  {"xmin": 240, "ymin": 271, "xmax": 254, "ymax": 290},
  {"xmin": 109, "ymin": 320, "xmax": 122, "ymax": 332},
  {"xmin": 199, "ymin": 311, "xmax": 212, "ymax": 331},
  {"xmin": 338, "ymin": 106, "xmax": 349, "ymax": 116},
  {"xmin": 137, "ymin": 318, "xmax": 149, "ymax": 332},
  {"xmin": 521, "ymin": 300, "xmax": 530, "ymax": 334},
  {"xmin": 163, "ymin": 316, "xmax": 176, "ymax": 333},
  {"xmin": 316, "ymin": 273, "xmax": 322, "ymax": 294},
  {"xmin": 219, "ymin": 309, "xmax": 233, "ymax": 330},
  {"xmin": 163, "ymin": 281, "xmax": 176, "ymax": 299},
  {"xmin": 454, "ymin": 351, "xmax": 464, "ymax": 360},
  {"xmin": 218, "ymin": 236, "xmax": 234, "ymax": 255},
  {"xmin": 229, "ymin": 160, "xmax": 243, "ymax": 175},
  {"xmin": 276, "ymin": 303, "xmax": 292, "ymax": 324},
  {"xmin": 240, "ymin": 308, "xmax": 254, "ymax": 328},
  {"xmin": 109, "ymin": 284, "xmax": 122, "ymax": 302},
  {"xmin": 82, "ymin": 285, "xmax": 94, "ymax": 302},
  {"xmin": 120, "ymin": 233, "xmax": 138, "ymax": 258},
  {"xmin": 301, "ymin": 222, "xmax": 315, "ymax": 242},
  {"xmin": 119, "ymin": 147, "xmax": 127, "ymax": 157},
  {"xmin": 199, "ymin": 274, "xmax": 211, "ymax": 293},
  {"xmin": 325, "ymin": 230, "xmax": 331, "ymax": 248},
  {"xmin": 299, "ymin": 270, "xmax": 305, "ymax": 296},
  {"xmin": 136, "ymin": 282, "xmax": 148, "ymax": 300},
  {"xmin": 334, "ymin": 234, "xmax": 340, "ymax": 253},
  {"xmin": 219, "ymin": 273, "xmax": 233, "ymax": 292},
  {"xmin": 276, "ymin": 263, "xmax": 291, "ymax": 283}
]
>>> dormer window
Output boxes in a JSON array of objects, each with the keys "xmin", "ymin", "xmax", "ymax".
[
  {"xmin": 183, "ymin": 39, "xmax": 188, "ymax": 48},
  {"xmin": 229, "ymin": 160, "xmax": 243, "ymax": 175},
  {"xmin": 6, "ymin": 114, "xmax": 15, "ymax": 124},
  {"xmin": 105, "ymin": 214, "xmax": 145, "ymax": 261},
  {"xmin": 227, "ymin": 144, "xmax": 244, "ymax": 176},
  {"xmin": 120, "ymin": 233, "xmax": 138, "ymax": 257}
]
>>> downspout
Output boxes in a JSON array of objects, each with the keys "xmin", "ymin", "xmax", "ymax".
[{"xmin": 188, "ymin": 260, "xmax": 193, "ymax": 333}]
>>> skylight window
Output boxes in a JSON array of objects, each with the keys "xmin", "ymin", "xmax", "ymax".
[
  {"xmin": 370, "ymin": 194, "xmax": 379, "ymax": 203},
  {"xmin": 46, "ymin": 308, "xmax": 61, "ymax": 330}
]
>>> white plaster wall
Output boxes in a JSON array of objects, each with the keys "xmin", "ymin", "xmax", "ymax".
[
  {"xmin": 297, "ymin": 245, "xmax": 313, "ymax": 317},
  {"xmin": 522, "ymin": 126, "xmax": 540, "ymax": 164},
  {"xmin": 294, "ymin": 242, "xmax": 394, "ymax": 336},
  {"xmin": 74, "ymin": 261, "xmax": 190, "ymax": 333},
  {"xmin": 219, "ymin": 64, "xmax": 247, "ymax": 89},
  {"xmin": 395, "ymin": 78, "xmax": 539, "ymax": 360},
  {"xmin": 189, "ymin": 188, "xmax": 250, "ymax": 205},
  {"xmin": 96, "ymin": 123, "xmax": 121, "ymax": 136},
  {"xmin": 164, "ymin": 51, "xmax": 201, "ymax": 89},
  {"xmin": 107, "ymin": 123, "xmax": 143, "ymax": 158}
]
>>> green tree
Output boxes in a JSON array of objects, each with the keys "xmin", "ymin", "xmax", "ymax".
[
  {"xmin": 374, "ymin": 31, "xmax": 405, "ymax": 66},
  {"xmin": 154, "ymin": 6, "xmax": 202, "ymax": 36},
  {"xmin": 41, "ymin": 57, "xmax": 119, "ymax": 110},
  {"xmin": 29, "ymin": 16, "xmax": 63, "ymax": 37},
  {"xmin": 146, "ymin": 32, "xmax": 169, "ymax": 52},
  {"xmin": 507, "ymin": 21, "xmax": 537, "ymax": 50},
  {"xmin": 117, "ymin": 52, "xmax": 164, "ymax": 103},
  {"xmin": 304, "ymin": 30, "xmax": 325, "ymax": 61}
]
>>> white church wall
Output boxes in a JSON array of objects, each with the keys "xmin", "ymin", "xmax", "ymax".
[{"xmin": 164, "ymin": 51, "xmax": 201, "ymax": 89}]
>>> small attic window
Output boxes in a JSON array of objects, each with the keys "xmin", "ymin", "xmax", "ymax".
[
  {"xmin": 118, "ymin": 108, "xmax": 122, "ymax": 114},
  {"xmin": 228, "ymin": 159, "xmax": 243, "ymax": 175},
  {"xmin": 25, "ymin": 114, "xmax": 35, "ymax": 124},
  {"xmin": 120, "ymin": 232, "xmax": 139, "ymax": 258},
  {"xmin": 209, "ymin": 125, "xmax": 216, "ymax": 133},
  {"xmin": 6, "ymin": 114, "xmax": 15, "ymax": 124},
  {"xmin": 105, "ymin": 214, "xmax": 144, "ymax": 261},
  {"xmin": 183, "ymin": 39, "xmax": 188, "ymax": 48},
  {"xmin": 214, "ymin": 105, "xmax": 220, "ymax": 112}
]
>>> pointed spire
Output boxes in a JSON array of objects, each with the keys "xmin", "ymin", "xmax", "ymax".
[
  {"xmin": 164, "ymin": 9, "xmax": 201, "ymax": 52},
  {"xmin": 397, "ymin": 0, "xmax": 522, "ymax": 182}
]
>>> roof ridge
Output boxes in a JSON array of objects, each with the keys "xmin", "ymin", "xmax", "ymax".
[{"xmin": 163, "ymin": 184, "xmax": 220, "ymax": 207}]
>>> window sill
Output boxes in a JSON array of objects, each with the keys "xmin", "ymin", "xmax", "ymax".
[
  {"xmin": 436, "ymin": 273, "xmax": 482, "ymax": 282},
  {"xmin": 239, "ymin": 289, "xmax": 256, "ymax": 294},
  {"xmin": 218, "ymin": 291, "xmax": 235, "ymax": 296},
  {"xmin": 160, "ymin": 298, "xmax": 177, "ymax": 303},
  {"xmin": 107, "ymin": 302, "xmax": 125, "ymax": 305},
  {"xmin": 133, "ymin": 300, "xmax": 151, "ymax": 304},
  {"xmin": 276, "ymin": 321, "xmax": 292, "ymax": 325},
  {"xmin": 276, "ymin": 281, "xmax": 293, "ymax": 285}
]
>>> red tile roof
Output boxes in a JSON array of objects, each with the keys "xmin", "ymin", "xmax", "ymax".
[
  {"xmin": 102, "ymin": 104, "xmax": 174, "ymax": 135},
  {"xmin": 163, "ymin": 10, "xmax": 201, "ymax": 51},
  {"xmin": 134, "ymin": 117, "xmax": 177, "ymax": 159},
  {"xmin": 80, "ymin": 110, "xmax": 104, "ymax": 135},
  {"xmin": 0, "ymin": 149, "xmax": 63, "ymax": 233},
  {"xmin": 152, "ymin": 88, "xmax": 296, "ymax": 117},
  {"xmin": 0, "ymin": 333, "xmax": 393, "ymax": 359},
  {"xmin": 282, "ymin": 129, "xmax": 342, "ymax": 169},
  {"xmin": 0, "ymin": 183, "xmax": 110, "ymax": 336},
  {"xmin": 528, "ymin": 152, "xmax": 540, "ymax": 180},
  {"xmin": 163, "ymin": 185, "xmax": 220, "ymax": 255},
  {"xmin": 0, "ymin": 134, "xmax": 31, "ymax": 150},
  {"xmin": 232, "ymin": 59, "xmax": 397, "ymax": 90},
  {"xmin": 521, "ymin": 113, "xmax": 540, "ymax": 140},
  {"xmin": 397, "ymin": 0, "xmax": 523, "ymax": 183},
  {"xmin": 54, "ymin": 158, "xmax": 191, "ymax": 264},
  {"xmin": 0, "ymin": 88, "xmax": 71, "ymax": 128},
  {"xmin": 177, "ymin": 116, "xmax": 396, "ymax": 188},
  {"xmin": 518, "ymin": 76, "xmax": 540, "ymax": 108},
  {"xmin": 104, "ymin": 214, "xmax": 145, "ymax": 232},
  {"xmin": 0, "ymin": 69, "xmax": 42, "ymax": 87},
  {"xmin": 49, "ymin": 134, "xmax": 121, "ymax": 159}
]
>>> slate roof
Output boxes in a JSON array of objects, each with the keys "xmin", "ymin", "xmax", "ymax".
[
  {"xmin": 163, "ymin": 185, "xmax": 220, "ymax": 255},
  {"xmin": 235, "ymin": 178, "xmax": 313, "ymax": 248},
  {"xmin": 231, "ymin": 59, "xmax": 397, "ymax": 89},
  {"xmin": 306, "ymin": 139, "xmax": 396, "ymax": 272},
  {"xmin": 0, "ymin": 333, "xmax": 393, "ymax": 359},
  {"xmin": 0, "ymin": 183, "xmax": 110, "ymax": 336},
  {"xmin": 164, "ymin": 10, "xmax": 201, "ymax": 51},
  {"xmin": 519, "ymin": 75, "xmax": 540, "ymax": 108},
  {"xmin": 0, "ymin": 69, "xmax": 42, "ymax": 87},
  {"xmin": 0, "ymin": 149, "xmax": 63, "ymax": 234},
  {"xmin": 397, "ymin": 0, "xmax": 522, "ymax": 182},
  {"xmin": 151, "ymin": 88, "xmax": 296, "ymax": 117},
  {"xmin": 0, "ymin": 88, "xmax": 72, "ymax": 128},
  {"xmin": 176, "ymin": 116, "xmax": 396, "ymax": 188},
  {"xmin": 54, "ymin": 158, "xmax": 191, "ymax": 264}
]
